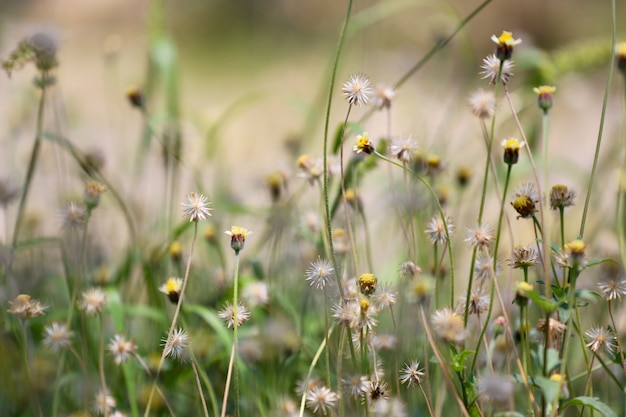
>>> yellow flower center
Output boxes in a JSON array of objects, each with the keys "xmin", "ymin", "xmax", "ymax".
[
  {"xmin": 533, "ymin": 85, "xmax": 556, "ymax": 95},
  {"xmin": 565, "ymin": 239, "xmax": 586, "ymax": 255},
  {"xmin": 166, "ymin": 278, "xmax": 181, "ymax": 294},
  {"xmin": 503, "ymin": 138, "xmax": 521, "ymax": 150}
]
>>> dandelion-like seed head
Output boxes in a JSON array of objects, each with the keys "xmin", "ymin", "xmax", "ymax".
[
  {"xmin": 181, "ymin": 192, "xmax": 212, "ymax": 222},
  {"xmin": 458, "ymin": 288, "xmax": 489, "ymax": 317},
  {"xmin": 464, "ymin": 223, "xmax": 493, "ymax": 250},
  {"xmin": 241, "ymin": 281, "xmax": 269, "ymax": 307},
  {"xmin": 389, "ymin": 136, "xmax": 418, "ymax": 163},
  {"xmin": 425, "ymin": 214, "xmax": 454, "ymax": 244},
  {"xmin": 597, "ymin": 278, "xmax": 626, "ymax": 301},
  {"xmin": 218, "ymin": 301, "xmax": 251, "ymax": 328},
  {"xmin": 159, "ymin": 277, "xmax": 183, "ymax": 304},
  {"xmin": 501, "ymin": 137, "xmax": 525, "ymax": 165},
  {"xmin": 374, "ymin": 83, "xmax": 395, "ymax": 110},
  {"xmin": 163, "ymin": 328, "xmax": 190, "ymax": 362},
  {"xmin": 474, "ymin": 254, "xmax": 497, "ymax": 281},
  {"xmin": 534, "ymin": 85, "xmax": 556, "ymax": 113},
  {"xmin": 507, "ymin": 244, "xmax": 540, "ymax": 269},
  {"xmin": 477, "ymin": 374, "xmax": 515, "ymax": 406},
  {"xmin": 365, "ymin": 380, "xmax": 389, "ymax": 404},
  {"xmin": 305, "ymin": 257, "xmax": 335, "ymax": 290},
  {"xmin": 225, "ymin": 226, "xmax": 252, "ymax": 253},
  {"xmin": 79, "ymin": 287, "xmax": 107, "ymax": 315},
  {"xmin": 480, "ymin": 54, "xmax": 515, "ymax": 85},
  {"xmin": 585, "ymin": 326, "xmax": 617, "ymax": 354},
  {"xmin": 468, "ymin": 89, "xmax": 495, "ymax": 119},
  {"xmin": 43, "ymin": 322, "xmax": 73, "ymax": 351},
  {"xmin": 94, "ymin": 390, "xmax": 116, "ymax": 415},
  {"xmin": 373, "ymin": 283, "xmax": 397, "ymax": 310},
  {"xmin": 400, "ymin": 361, "xmax": 424, "ymax": 387},
  {"xmin": 357, "ymin": 273, "xmax": 377, "ymax": 296},
  {"xmin": 431, "ymin": 307, "xmax": 465, "ymax": 345},
  {"xmin": 537, "ymin": 317, "xmax": 567, "ymax": 341},
  {"xmin": 8, "ymin": 294, "xmax": 47, "ymax": 319},
  {"xmin": 305, "ymin": 385, "xmax": 339, "ymax": 415},
  {"xmin": 60, "ymin": 201, "xmax": 86, "ymax": 230},
  {"xmin": 343, "ymin": 374, "xmax": 369, "ymax": 399},
  {"xmin": 353, "ymin": 132, "xmax": 375, "ymax": 155},
  {"xmin": 491, "ymin": 31, "xmax": 522, "ymax": 61},
  {"xmin": 108, "ymin": 334, "xmax": 136, "ymax": 365},
  {"xmin": 399, "ymin": 261, "xmax": 421, "ymax": 280},
  {"xmin": 342, "ymin": 73, "xmax": 373, "ymax": 106},
  {"xmin": 550, "ymin": 184, "xmax": 576, "ymax": 210},
  {"xmin": 511, "ymin": 182, "xmax": 538, "ymax": 219}
]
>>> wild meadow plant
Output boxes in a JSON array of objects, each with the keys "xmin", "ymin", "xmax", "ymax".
[{"xmin": 1, "ymin": 0, "xmax": 626, "ymax": 416}]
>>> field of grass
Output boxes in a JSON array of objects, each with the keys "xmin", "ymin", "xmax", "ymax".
[{"xmin": 1, "ymin": 1, "xmax": 626, "ymax": 416}]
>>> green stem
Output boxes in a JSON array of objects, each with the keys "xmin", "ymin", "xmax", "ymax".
[
  {"xmin": 580, "ymin": 0, "xmax": 616, "ymax": 238},
  {"xmin": 232, "ymin": 251, "xmax": 241, "ymax": 417},
  {"xmin": 98, "ymin": 314, "xmax": 109, "ymax": 417},
  {"xmin": 298, "ymin": 326, "xmax": 335, "ymax": 417},
  {"xmin": 322, "ymin": 0, "xmax": 353, "ymax": 297},
  {"xmin": 12, "ymin": 81, "xmax": 47, "ymax": 248},
  {"xmin": 617, "ymin": 76, "xmax": 626, "ymax": 268},
  {"xmin": 494, "ymin": 165, "xmax": 513, "ymax": 265}
]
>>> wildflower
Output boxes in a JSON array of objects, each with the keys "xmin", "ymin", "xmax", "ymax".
[
  {"xmin": 357, "ymin": 273, "xmax": 377, "ymax": 295},
  {"xmin": 585, "ymin": 326, "xmax": 617, "ymax": 354},
  {"xmin": 507, "ymin": 244, "xmax": 540, "ymax": 269},
  {"xmin": 342, "ymin": 73, "xmax": 373, "ymax": 106},
  {"xmin": 533, "ymin": 85, "xmax": 556, "ymax": 113},
  {"xmin": 458, "ymin": 288, "xmax": 489, "ymax": 316},
  {"xmin": 159, "ymin": 277, "xmax": 183, "ymax": 304},
  {"xmin": 225, "ymin": 226, "xmax": 252, "ymax": 253},
  {"xmin": 343, "ymin": 374, "xmax": 369, "ymax": 399},
  {"xmin": 370, "ymin": 333, "xmax": 397, "ymax": 350},
  {"xmin": 372, "ymin": 283, "xmax": 397, "ymax": 310},
  {"xmin": 501, "ymin": 138, "xmax": 525, "ymax": 165},
  {"xmin": 491, "ymin": 31, "xmax": 522, "ymax": 61},
  {"xmin": 126, "ymin": 87, "xmax": 145, "ymax": 109},
  {"xmin": 477, "ymin": 374, "xmax": 514, "ymax": 406},
  {"xmin": 265, "ymin": 170, "xmax": 287, "ymax": 202},
  {"xmin": 456, "ymin": 166, "xmax": 472, "ymax": 188},
  {"xmin": 399, "ymin": 261, "xmax": 421, "ymax": 280},
  {"xmin": 372, "ymin": 396, "xmax": 407, "ymax": 417},
  {"xmin": 617, "ymin": 42, "xmax": 626, "ymax": 74},
  {"xmin": 43, "ymin": 322, "xmax": 73, "ymax": 351},
  {"xmin": 296, "ymin": 154, "xmax": 324, "ymax": 184},
  {"xmin": 514, "ymin": 281, "xmax": 533, "ymax": 306},
  {"xmin": 60, "ymin": 202, "xmax": 86, "ymax": 230},
  {"xmin": 468, "ymin": 89, "xmax": 495, "ymax": 119},
  {"xmin": 332, "ymin": 228, "xmax": 350, "ymax": 254},
  {"xmin": 511, "ymin": 182, "xmax": 539, "ymax": 219},
  {"xmin": 344, "ymin": 189, "xmax": 362, "ymax": 211},
  {"xmin": 431, "ymin": 308, "xmax": 465, "ymax": 344},
  {"xmin": 305, "ymin": 257, "xmax": 335, "ymax": 289},
  {"xmin": 400, "ymin": 361, "xmax": 424, "ymax": 387},
  {"xmin": 218, "ymin": 302, "xmax": 251, "ymax": 328},
  {"xmin": 374, "ymin": 83, "xmax": 395, "ymax": 110},
  {"xmin": 550, "ymin": 184, "xmax": 576, "ymax": 210},
  {"xmin": 84, "ymin": 180, "xmax": 107, "ymax": 209},
  {"xmin": 598, "ymin": 278, "xmax": 626, "ymax": 301},
  {"xmin": 480, "ymin": 54, "xmax": 515, "ymax": 85},
  {"xmin": 241, "ymin": 281, "xmax": 269, "ymax": 307},
  {"xmin": 163, "ymin": 328, "xmax": 190, "ymax": 362},
  {"xmin": 108, "ymin": 334, "xmax": 136, "ymax": 365},
  {"xmin": 168, "ymin": 240, "xmax": 183, "ymax": 262},
  {"xmin": 296, "ymin": 376, "xmax": 322, "ymax": 397},
  {"xmin": 181, "ymin": 192, "xmax": 211, "ymax": 222},
  {"xmin": 537, "ymin": 317, "xmax": 567, "ymax": 347},
  {"xmin": 305, "ymin": 385, "xmax": 339, "ymax": 415},
  {"xmin": 8, "ymin": 294, "xmax": 47, "ymax": 319},
  {"xmin": 555, "ymin": 239, "xmax": 587, "ymax": 270},
  {"xmin": 353, "ymin": 132, "xmax": 375, "ymax": 155},
  {"xmin": 549, "ymin": 373, "xmax": 569, "ymax": 399},
  {"xmin": 474, "ymin": 254, "xmax": 497, "ymax": 281},
  {"xmin": 425, "ymin": 214, "xmax": 454, "ymax": 244},
  {"xmin": 357, "ymin": 296, "xmax": 379, "ymax": 330},
  {"xmin": 0, "ymin": 177, "xmax": 19, "ymax": 207},
  {"xmin": 94, "ymin": 390, "xmax": 116, "ymax": 415},
  {"xmin": 464, "ymin": 223, "xmax": 493, "ymax": 250},
  {"xmin": 389, "ymin": 136, "xmax": 418, "ymax": 163},
  {"xmin": 425, "ymin": 154, "xmax": 443, "ymax": 177},
  {"xmin": 365, "ymin": 380, "xmax": 389, "ymax": 404},
  {"xmin": 79, "ymin": 287, "xmax": 107, "ymax": 315}
]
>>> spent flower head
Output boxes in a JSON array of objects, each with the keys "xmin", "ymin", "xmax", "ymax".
[
  {"xmin": 431, "ymin": 307, "xmax": 465, "ymax": 345},
  {"xmin": 305, "ymin": 257, "xmax": 335, "ymax": 289},
  {"xmin": 94, "ymin": 390, "xmax": 116, "ymax": 415},
  {"xmin": 8, "ymin": 294, "xmax": 47, "ymax": 319},
  {"xmin": 477, "ymin": 374, "xmax": 515, "ymax": 406},
  {"xmin": 491, "ymin": 31, "xmax": 522, "ymax": 61},
  {"xmin": 342, "ymin": 73, "xmax": 373, "ymax": 106},
  {"xmin": 400, "ymin": 361, "xmax": 425, "ymax": 387},
  {"xmin": 181, "ymin": 192, "xmax": 212, "ymax": 222},
  {"xmin": 225, "ymin": 226, "xmax": 252, "ymax": 253},
  {"xmin": 585, "ymin": 326, "xmax": 617, "ymax": 354},
  {"xmin": 507, "ymin": 244, "xmax": 540, "ymax": 269},
  {"xmin": 464, "ymin": 223, "xmax": 493, "ymax": 250},
  {"xmin": 43, "ymin": 322, "xmax": 73, "ymax": 351},
  {"xmin": 511, "ymin": 182, "xmax": 539, "ymax": 219},
  {"xmin": 357, "ymin": 273, "xmax": 377, "ymax": 296},
  {"xmin": 550, "ymin": 184, "xmax": 576, "ymax": 210},
  {"xmin": 480, "ymin": 54, "xmax": 514, "ymax": 85},
  {"xmin": 458, "ymin": 288, "xmax": 490, "ymax": 317},
  {"xmin": 374, "ymin": 83, "xmax": 395, "ymax": 110},
  {"xmin": 425, "ymin": 214, "xmax": 454, "ymax": 244},
  {"xmin": 218, "ymin": 301, "xmax": 251, "ymax": 328},
  {"xmin": 468, "ymin": 88, "xmax": 495, "ymax": 119},
  {"xmin": 389, "ymin": 136, "xmax": 418, "ymax": 163},
  {"xmin": 108, "ymin": 334, "xmax": 136, "ymax": 365},
  {"xmin": 163, "ymin": 328, "xmax": 190, "ymax": 362},
  {"xmin": 60, "ymin": 201, "xmax": 86, "ymax": 230},
  {"xmin": 305, "ymin": 385, "xmax": 339, "ymax": 415},
  {"xmin": 598, "ymin": 278, "xmax": 626, "ymax": 301},
  {"xmin": 79, "ymin": 287, "xmax": 107, "ymax": 315}
]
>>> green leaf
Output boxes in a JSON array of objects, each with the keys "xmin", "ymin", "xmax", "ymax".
[
  {"xmin": 564, "ymin": 396, "xmax": 617, "ymax": 417},
  {"xmin": 534, "ymin": 376, "xmax": 561, "ymax": 405},
  {"xmin": 586, "ymin": 258, "xmax": 616, "ymax": 268},
  {"xmin": 451, "ymin": 349, "xmax": 475, "ymax": 372}
]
